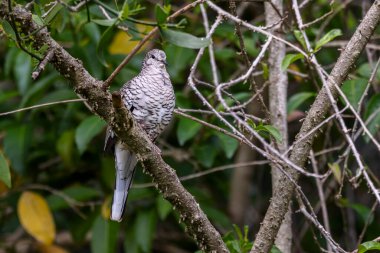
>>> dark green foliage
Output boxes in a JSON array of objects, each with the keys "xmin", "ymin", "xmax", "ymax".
[{"xmin": 1, "ymin": 0, "xmax": 380, "ymax": 252}]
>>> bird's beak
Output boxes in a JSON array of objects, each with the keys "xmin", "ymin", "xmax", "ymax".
[{"xmin": 163, "ymin": 59, "xmax": 168, "ymax": 66}]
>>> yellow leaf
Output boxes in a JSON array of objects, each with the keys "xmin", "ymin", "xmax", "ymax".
[
  {"xmin": 101, "ymin": 196, "xmax": 111, "ymax": 219},
  {"xmin": 108, "ymin": 24, "xmax": 151, "ymax": 55},
  {"xmin": 17, "ymin": 191, "xmax": 56, "ymax": 245},
  {"xmin": 0, "ymin": 181, "xmax": 9, "ymax": 195},
  {"xmin": 38, "ymin": 244, "xmax": 69, "ymax": 253}
]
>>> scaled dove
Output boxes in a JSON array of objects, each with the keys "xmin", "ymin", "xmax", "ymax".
[{"xmin": 104, "ymin": 49, "xmax": 175, "ymax": 222}]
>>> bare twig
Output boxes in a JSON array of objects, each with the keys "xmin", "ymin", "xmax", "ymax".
[
  {"xmin": 32, "ymin": 50, "xmax": 54, "ymax": 80},
  {"xmin": 301, "ymin": 5, "xmax": 334, "ymax": 29},
  {"xmin": 102, "ymin": 0, "xmax": 206, "ymax": 89},
  {"xmin": 23, "ymin": 184, "xmax": 101, "ymax": 219},
  {"xmin": 356, "ymin": 201, "xmax": 378, "ymax": 246},
  {"xmin": 0, "ymin": 99, "xmax": 86, "ymax": 117},
  {"xmin": 310, "ymin": 150, "xmax": 333, "ymax": 252},
  {"xmin": 201, "ymin": 4, "xmax": 219, "ymax": 86},
  {"xmin": 229, "ymin": 0, "xmax": 269, "ymax": 114},
  {"xmin": 6, "ymin": 0, "xmax": 42, "ymax": 60},
  {"xmin": 325, "ymin": 40, "xmax": 380, "ymax": 51},
  {"xmin": 0, "ymin": 3, "xmax": 229, "ymax": 251},
  {"xmin": 251, "ymin": 1, "xmax": 380, "ymax": 252},
  {"xmin": 134, "ymin": 160, "xmax": 269, "ymax": 188}
]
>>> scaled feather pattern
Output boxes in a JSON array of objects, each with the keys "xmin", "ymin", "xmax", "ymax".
[{"xmin": 104, "ymin": 49, "xmax": 175, "ymax": 222}]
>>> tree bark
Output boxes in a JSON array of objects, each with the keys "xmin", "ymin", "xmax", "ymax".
[
  {"xmin": 265, "ymin": 1, "xmax": 292, "ymax": 252},
  {"xmin": 251, "ymin": 1, "xmax": 380, "ymax": 252},
  {"xmin": 0, "ymin": 2, "xmax": 228, "ymax": 252}
]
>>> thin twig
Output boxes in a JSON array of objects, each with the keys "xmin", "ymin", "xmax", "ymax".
[
  {"xmin": 32, "ymin": 50, "xmax": 54, "ymax": 80},
  {"xmin": 134, "ymin": 160, "xmax": 269, "ymax": 188},
  {"xmin": 356, "ymin": 201, "xmax": 378, "ymax": 246},
  {"xmin": 22, "ymin": 184, "xmax": 102, "ymax": 219},
  {"xmin": 0, "ymin": 99, "xmax": 86, "ymax": 117},
  {"xmin": 7, "ymin": 0, "xmax": 42, "ymax": 60},
  {"xmin": 102, "ymin": 0, "xmax": 206, "ymax": 89},
  {"xmin": 301, "ymin": 6, "xmax": 334, "ymax": 29},
  {"xmin": 310, "ymin": 150, "xmax": 333, "ymax": 252}
]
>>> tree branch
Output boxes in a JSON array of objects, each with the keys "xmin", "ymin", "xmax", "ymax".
[
  {"xmin": 265, "ymin": 0, "xmax": 292, "ymax": 252},
  {"xmin": 251, "ymin": 1, "xmax": 380, "ymax": 252},
  {"xmin": 0, "ymin": 2, "xmax": 228, "ymax": 252}
]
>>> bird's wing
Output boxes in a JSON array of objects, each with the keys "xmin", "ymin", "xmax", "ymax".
[
  {"xmin": 104, "ymin": 126, "xmax": 116, "ymax": 154},
  {"xmin": 110, "ymin": 141, "xmax": 138, "ymax": 222},
  {"xmin": 104, "ymin": 78, "xmax": 137, "ymax": 155}
]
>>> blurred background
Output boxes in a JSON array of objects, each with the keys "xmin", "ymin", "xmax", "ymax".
[{"xmin": 0, "ymin": 0, "xmax": 380, "ymax": 252}]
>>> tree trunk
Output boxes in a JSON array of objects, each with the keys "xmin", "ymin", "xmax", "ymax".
[{"xmin": 265, "ymin": 1, "xmax": 292, "ymax": 252}]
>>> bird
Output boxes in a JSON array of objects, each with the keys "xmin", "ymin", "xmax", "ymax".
[{"xmin": 104, "ymin": 49, "xmax": 175, "ymax": 222}]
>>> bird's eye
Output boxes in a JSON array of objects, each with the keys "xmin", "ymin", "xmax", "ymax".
[{"xmin": 151, "ymin": 55, "xmax": 156, "ymax": 59}]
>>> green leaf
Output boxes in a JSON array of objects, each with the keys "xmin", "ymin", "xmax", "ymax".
[
  {"xmin": 5, "ymin": 47, "xmax": 18, "ymax": 77},
  {"xmin": 194, "ymin": 143, "xmax": 218, "ymax": 168},
  {"xmin": 294, "ymin": 30, "xmax": 307, "ymax": 50},
  {"xmin": 339, "ymin": 198, "xmax": 374, "ymax": 224},
  {"xmin": 119, "ymin": 0, "xmax": 129, "ymax": 20},
  {"xmin": 32, "ymin": 14, "xmax": 44, "ymax": 26},
  {"xmin": 91, "ymin": 216, "xmax": 120, "ymax": 253},
  {"xmin": 156, "ymin": 195, "xmax": 172, "ymax": 220},
  {"xmin": 92, "ymin": 18, "xmax": 118, "ymax": 27},
  {"xmin": 328, "ymin": 163, "xmax": 342, "ymax": 184},
  {"xmin": 255, "ymin": 125, "xmax": 282, "ymax": 142},
  {"xmin": 341, "ymin": 78, "xmax": 367, "ymax": 110},
  {"xmin": 155, "ymin": 4, "xmax": 169, "ymax": 25},
  {"xmin": 216, "ymin": 133, "xmax": 239, "ymax": 159},
  {"xmin": 351, "ymin": 203, "xmax": 373, "ymax": 224},
  {"xmin": 70, "ymin": 212, "xmax": 97, "ymax": 242},
  {"xmin": 281, "ymin": 53, "xmax": 304, "ymax": 71},
  {"xmin": 176, "ymin": 117, "xmax": 202, "ymax": 145},
  {"xmin": 261, "ymin": 62, "xmax": 269, "ymax": 80},
  {"xmin": 37, "ymin": 89, "xmax": 77, "ymax": 104},
  {"xmin": 229, "ymin": 240, "xmax": 241, "ymax": 252},
  {"xmin": 0, "ymin": 91, "xmax": 19, "ymax": 105},
  {"xmin": 358, "ymin": 63, "xmax": 372, "ymax": 78},
  {"xmin": 166, "ymin": 45, "xmax": 196, "ymax": 82},
  {"xmin": 97, "ymin": 21, "xmax": 118, "ymax": 67},
  {"xmin": 364, "ymin": 94, "xmax": 380, "ymax": 142},
  {"xmin": 357, "ymin": 63, "xmax": 380, "ymax": 81},
  {"xmin": 202, "ymin": 205, "xmax": 231, "ymax": 228},
  {"xmin": 271, "ymin": 245, "xmax": 283, "ymax": 253},
  {"xmin": 135, "ymin": 210, "xmax": 157, "ymax": 253},
  {"xmin": 161, "ymin": 28, "xmax": 211, "ymax": 49},
  {"xmin": 124, "ymin": 223, "xmax": 140, "ymax": 253},
  {"xmin": 75, "ymin": 115, "xmax": 106, "ymax": 154},
  {"xmin": 20, "ymin": 73, "xmax": 59, "ymax": 107},
  {"xmin": 84, "ymin": 22, "xmax": 101, "ymax": 44},
  {"xmin": 47, "ymin": 185, "xmax": 101, "ymax": 211},
  {"xmin": 315, "ymin": 29, "xmax": 342, "ymax": 51},
  {"xmin": 287, "ymin": 92, "xmax": 316, "ymax": 113},
  {"xmin": 3, "ymin": 125, "xmax": 30, "ymax": 174},
  {"xmin": 56, "ymin": 130, "xmax": 75, "ymax": 168},
  {"xmin": 233, "ymin": 224, "xmax": 243, "ymax": 241},
  {"xmin": 43, "ymin": 3, "xmax": 63, "ymax": 24},
  {"xmin": 358, "ymin": 241, "xmax": 380, "ymax": 253},
  {"xmin": 1, "ymin": 20, "xmax": 16, "ymax": 40},
  {"xmin": 0, "ymin": 151, "xmax": 11, "ymax": 188},
  {"xmin": 14, "ymin": 51, "xmax": 32, "ymax": 95}
]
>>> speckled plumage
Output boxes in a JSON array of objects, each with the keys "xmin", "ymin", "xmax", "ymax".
[{"xmin": 105, "ymin": 49, "xmax": 175, "ymax": 222}]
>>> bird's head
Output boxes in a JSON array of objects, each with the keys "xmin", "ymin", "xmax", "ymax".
[{"xmin": 142, "ymin": 49, "xmax": 168, "ymax": 69}]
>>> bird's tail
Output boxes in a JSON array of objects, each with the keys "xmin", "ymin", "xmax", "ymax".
[{"xmin": 110, "ymin": 142, "xmax": 137, "ymax": 222}]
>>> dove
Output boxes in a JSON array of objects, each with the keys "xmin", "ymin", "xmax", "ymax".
[{"xmin": 104, "ymin": 49, "xmax": 175, "ymax": 222}]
